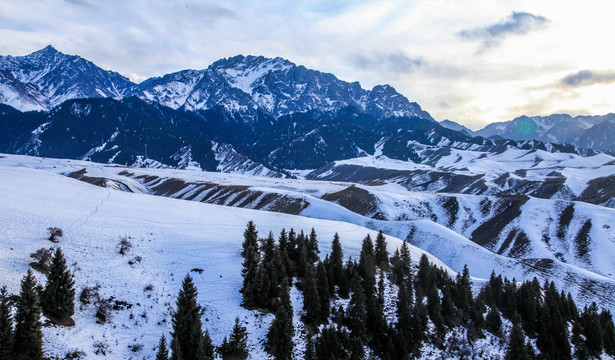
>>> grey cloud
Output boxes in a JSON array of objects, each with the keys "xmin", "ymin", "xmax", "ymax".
[
  {"xmin": 561, "ymin": 70, "xmax": 615, "ymax": 87},
  {"xmin": 351, "ymin": 51, "xmax": 424, "ymax": 74},
  {"xmin": 458, "ymin": 12, "xmax": 550, "ymax": 51},
  {"xmin": 64, "ymin": 0, "xmax": 94, "ymax": 7}
]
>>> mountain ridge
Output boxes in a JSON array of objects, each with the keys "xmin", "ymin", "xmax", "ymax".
[
  {"xmin": 0, "ymin": 46, "xmax": 433, "ymax": 121},
  {"xmin": 474, "ymin": 113, "xmax": 615, "ymax": 153}
]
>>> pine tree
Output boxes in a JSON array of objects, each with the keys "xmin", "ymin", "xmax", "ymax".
[
  {"xmin": 399, "ymin": 242, "xmax": 412, "ymax": 278},
  {"xmin": 505, "ymin": 320, "xmax": 532, "ymax": 360},
  {"xmin": 304, "ymin": 334, "xmax": 317, "ymax": 360},
  {"xmin": 329, "ymin": 233, "xmax": 344, "ymax": 288},
  {"xmin": 416, "ymin": 254, "xmax": 432, "ymax": 296},
  {"xmin": 366, "ymin": 295, "xmax": 387, "ymax": 356},
  {"xmin": 170, "ymin": 334, "xmax": 182, "ymax": 360},
  {"xmin": 255, "ymin": 231, "xmax": 284, "ymax": 310},
  {"xmin": 278, "ymin": 229, "xmax": 292, "ymax": 284},
  {"xmin": 42, "ymin": 248, "xmax": 75, "ymax": 322},
  {"xmin": 315, "ymin": 326, "xmax": 344, "ymax": 360},
  {"xmin": 240, "ymin": 221, "xmax": 260, "ymax": 307},
  {"xmin": 218, "ymin": 317, "xmax": 248, "ymax": 360},
  {"xmin": 265, "ymin": 284, "xmax": 294, "ymax": 360},
  {"xmin": 287, "ymin": 228, "xmax": 297, "ymax": 266},
  {"xmin": 156, "ymin": 335, "xmax": 169, "ymax": 360},
  {"xmin": 302, "ymin": 262, "xmax": 321, "ymax": 325},
  {"xmin": 572, "ymin": 320, "xmax": 590, "ymax": 360},
  {"xmin": 454, "ymin": 265, "xmax": 473, "ymax": 314},
  {"xmin": 13, "ymin": 270, "xmax": 43, "ymax": 360},
  {"xmin": 307, "ymin": 228, "xmax": 320, "ymax": 264},
  {"xmin": 600, "ymin": 309, "xmax": 615, "ymax": 356},
  {"xmin": 427, "ymin": 284, "xmax": 445, "ymax": 337},
  {"xmin": 358, "ymin": 234, "xmax": 375, "ymax": 280},
  {"xmin": 410, "ymin": 297, "xmax": 427, "ymax": 357},
  {"xmin": 580, "ymin": 302, "xmax": 603, "ymax": 358},
  {"xmin": 295, "ymin": 231, "xmax": 308, "ymax": 278},
  {"xmin": 374, "ymin": 230, "xmax": 389, "ymax": 269},
  {"xmin": 395, "ymin": 282, "xmax": 412, "ymax": 358},
  {"xmin": 537, "ymin": 292, "xmax": 571, "ymax": 360},
  {"xmin": 171, "ymin": 275, "xmax": 204, "ymax": 360},
  {"xmin": 346, "ymin": 274, "xmax": 367, "ymax": 341},
  {"xmin": 367, "ymin": 271, "xmax": 389, "ymax": 356},
  {"xmin": 358, "ymin": 234, "xmax": 376, "ymax": 300},
  {"xmin": 316, "ymin": 261, "xmax": 330, "ymax": 322},
  {"xmin": 0, "ymin": 287, "xmax": 14, "ymax": 360},
  {"xmin": 200, "ymin": 330, "xmax": 215, "ymax": 360},
  {"xmin": 486, "ymin": 307, "xmax": 502, "ymax": 336}
]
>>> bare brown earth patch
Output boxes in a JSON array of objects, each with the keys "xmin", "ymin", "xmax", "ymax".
[
  {"xmin": 321, "ymin": 185, "xmax": 384, "ymax": 219},
  {"xmin": 470, "ymin": 195, "xmax": 530, "ymax": 248},
  {"xmin": 67, "ymin": 168, "xmax": 108, "ymax": 187},
  {"xmin": 577, "ymin": 175, "xmax": 615, "ymax": 206}
]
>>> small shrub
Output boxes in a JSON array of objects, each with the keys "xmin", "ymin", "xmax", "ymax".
[
  {"xmin": 48, "ymin": 227, "xmax": 63, "ymax": 242},
  {"xmin": 93, "ymin": 341, "xmax": 109, "ymax": 356},
  {"xmin": 118, "ymin": 237, "xmax": 132, "ymax": 255},
  {"xmin": 79, "ymin": 284, "xmax": 101, "ymax": 305},
  {"xmin": 144, "ymin": 284, "xmax": 154, "ymax": 292},
  {"xmin": 95, "ymin": 297, "xmax": 112, "ymax": 324},
  {"xmin": 128, "ymin": 256, "xmax": 142, "ymax": 266},
  {"xmin": 63, "ymin": 349, "xmax": 86, "ymax": 359},
  {"xmin": 30, "ymin": 247, "xmax": 53, "ymax": 273},
  {"xmin": 128, "ymin": 343, "xmax": 143, "ymax": 352},
  {"xmin": 112, "ymin": 299, "xmax": 132, "ymax": 310}
]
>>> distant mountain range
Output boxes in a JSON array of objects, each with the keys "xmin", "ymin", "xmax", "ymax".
[
  {"xmin": 441, "ymin": 113, "xmax": 615, "ymax": 153},
  {"xmin": 0, "ymin": 45, "xmax": 609, "ymax": 179}
]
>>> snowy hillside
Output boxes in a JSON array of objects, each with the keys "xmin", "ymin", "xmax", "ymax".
[
  {"xmin": 2, "ymin": 158, "xmax": 447, "ymax": 359},
  {"xmin": 2, "ymin": 154, "xmax": 615, "ymax": 326},
  {"xmin": 307, "ymin": 145, "xmax": 615, "ymax": 207}
]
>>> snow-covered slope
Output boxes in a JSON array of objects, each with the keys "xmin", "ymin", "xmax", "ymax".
[
  {"xmin": 306, "ymin": 145, "xmax": 615, "ymax": 207},
  {"xmin": 1, "ymin": 159, "xmax": 437, "ymax": 359},
  {"xmin": 2, "ymin": 153, "xmax": 614, "ymax": 331}
]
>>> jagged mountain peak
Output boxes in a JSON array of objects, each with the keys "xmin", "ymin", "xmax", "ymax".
[
  {"xmin": 0, "ymin": 46, "xmax": 135, "ymax": 111},
  {"xmin": 31, "ymin": 44, "xmax": 60, "ymax": 56},
  {"xmin": 131, "ymin": 53, "xmax": 434, "ymax": 120},
  {"xmin": 211, "ymin": 54, "xmax": 294, "ymax": 71},
  {"xmin": 1, "ymin": 47, "xmax": 434, "ymax": 121}
]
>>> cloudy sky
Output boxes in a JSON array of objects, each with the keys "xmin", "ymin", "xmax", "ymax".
[{"xmin": 1, "ymin": 0, "xmax": 612, "ymax": 128}]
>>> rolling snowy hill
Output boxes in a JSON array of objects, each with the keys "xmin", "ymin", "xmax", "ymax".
[
  {"xmin": 2, "ymin": 154, "xmax": 614, "ymax": 323},
  {"xmin": 1, "ymin": 156, "xmax": 440, "ymax": 359}
]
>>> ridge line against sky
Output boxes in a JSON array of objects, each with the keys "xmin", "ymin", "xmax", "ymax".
[{"xmin": 0, "ymin": 0, "xmax": 613, "ymax": 129}]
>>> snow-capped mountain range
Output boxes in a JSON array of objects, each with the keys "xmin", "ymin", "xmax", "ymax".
[
  {"xmin": 443, "ymin": 113, "xmax": 615, "ymax": 153},
  {"xmin": 0, "ymin": 46, "xmax": 431, "ymax": 121},
  {"xmin": 3, "ymin": 46, "xmax": 615, "ymax": 359}
]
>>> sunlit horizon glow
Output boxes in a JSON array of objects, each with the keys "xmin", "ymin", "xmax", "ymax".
[{"xmin": 1, "ymin": 0, "xmax": 612, "ymax": 129}]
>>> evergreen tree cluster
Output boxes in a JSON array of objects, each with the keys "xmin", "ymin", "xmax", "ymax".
[
  {"xmin": 479, "ymin": 271, "xmax": 615, "ymax": 359},
  {"xmin": 0, "ymin": 248, "xmax": 75, "ymax": 360},
  {"xmin": 239, "ymin": 222, "xmax": 615, "ymax": 359}
]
